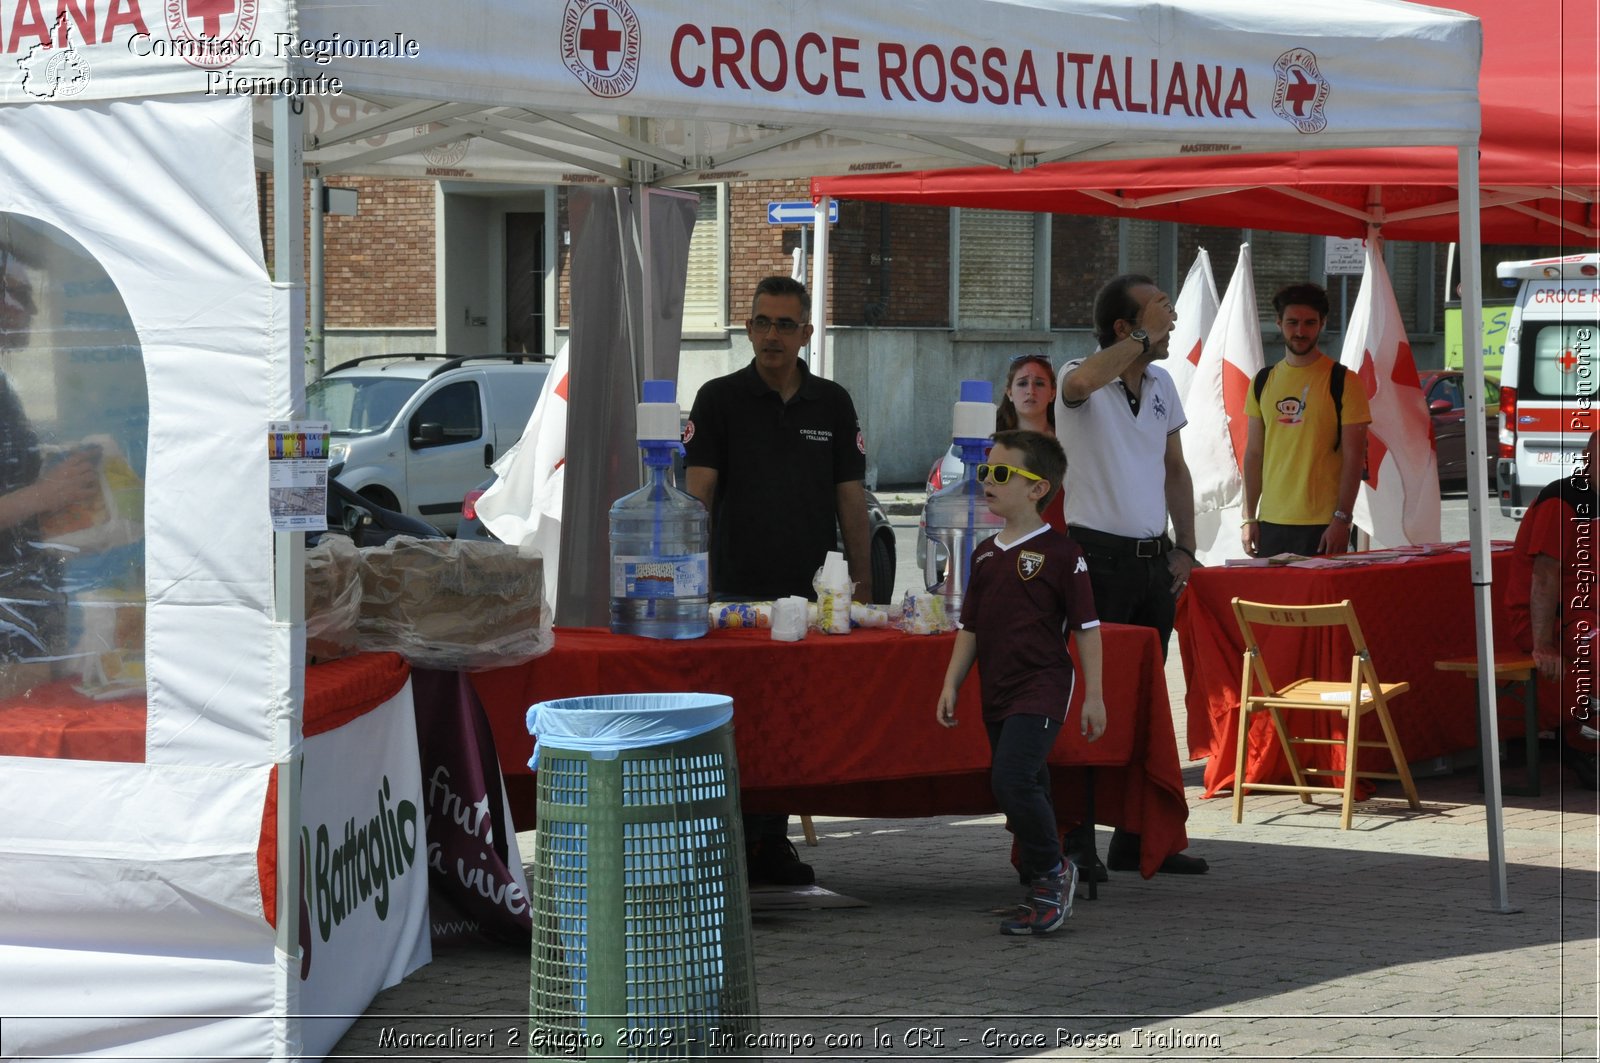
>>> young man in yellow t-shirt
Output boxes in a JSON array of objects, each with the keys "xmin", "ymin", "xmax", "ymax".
[{"xmin": 1241, "ymin": 283, "xmax": 1372, "ymax": 558}]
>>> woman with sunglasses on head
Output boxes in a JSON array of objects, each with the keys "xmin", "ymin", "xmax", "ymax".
[
  {"xmin": 995, "ymin": 354, "xmax": 1067, "ymax": 531},
  {"xmin": 996, "ymin": 354, "xmax": 1056, "ymax": 435}
]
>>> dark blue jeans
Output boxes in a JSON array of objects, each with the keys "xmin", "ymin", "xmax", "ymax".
[{"xmin": 986, "ymin": 714, "xmax": 1064, "ymax": 880}]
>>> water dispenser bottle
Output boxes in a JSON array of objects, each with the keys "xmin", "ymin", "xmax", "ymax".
[
  {"xmin": 609, "ymin": 380, "xmax": 710, "ymax": 639},
  {"xmin": 923, "ymin": 380, "xmax": 1003, "ymax": 618}
]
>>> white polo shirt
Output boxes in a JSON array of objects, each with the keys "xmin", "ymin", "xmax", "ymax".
[{"xmin": 1054, "ymin": 359, "xmax": 1186, "ymax": 539}]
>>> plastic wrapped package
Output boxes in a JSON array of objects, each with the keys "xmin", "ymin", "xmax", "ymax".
[
  {"xmin": 304, "ymin": 536, "xmax": 362, "ymax": 661},
  {"xmin": 357, "ymin": 535, "xmax": 551, "ymax": 670},
  {"xmin": 895, "ymin": 592, "xmax": 956, "ymax": 635}
]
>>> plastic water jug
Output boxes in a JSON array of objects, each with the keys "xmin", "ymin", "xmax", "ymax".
[
  {"xmin": 922, "ymin": 380, "xmax": 1002, "ymax": 618},
  {"xmin": 609, "ymin": 381, "xmax": 710, "ymax": 639}
]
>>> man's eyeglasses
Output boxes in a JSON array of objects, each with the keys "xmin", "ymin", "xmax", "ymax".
[
  {"xmin": 750, "ymin": 315, "xmax": 804, "ymax": 335},
  {"xmin": 976, "ymin": 462, "xmax": 1043, "ymax": 485}
]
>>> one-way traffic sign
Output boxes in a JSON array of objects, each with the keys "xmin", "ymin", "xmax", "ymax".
[{"xmin": 767, "ymin": 200, "xmax": 839, "ymax": 225}]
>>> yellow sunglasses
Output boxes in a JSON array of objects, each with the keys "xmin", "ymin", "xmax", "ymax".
[{"xmin": 976, "ymin": 462, "xmax": 1043, "ymax": 485}]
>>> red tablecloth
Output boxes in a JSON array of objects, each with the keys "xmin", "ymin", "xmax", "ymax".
[
  {"xmin": 470, "ymin": 623, "xmax": 1192, "ymax": 877},
  {"xmin": 1174, "ymin": 545, "xmax": 1558, "ymax": 798},
  {"xmin": 0, "ymin": 653, "xmax": 411, "ymax": 763}
]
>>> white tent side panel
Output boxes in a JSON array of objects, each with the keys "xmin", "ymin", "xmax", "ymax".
[
  {"xmin": 0, "ymin": 96, "xmax": 296, "ymax": 1058},
  {"xmin": 0, "ymin": 759, "xmax": 281, "ymax": 1058},
  {"xmin": 0, "ymin": 95, "xmax": 284, "ymax": 764}
]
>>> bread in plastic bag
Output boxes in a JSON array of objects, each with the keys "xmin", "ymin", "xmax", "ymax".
[
  {"xmin": 357, "ymin": 535, "xmax": 552, "ymax": 670},
  {"xmin": 305, "ymin": 535, "xmax": 362, "ymax": 661}
]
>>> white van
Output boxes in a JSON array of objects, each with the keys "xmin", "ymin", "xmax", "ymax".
[
  {"xmin": 308, "ymin": 354, "xmax": 551, "ymax": 534},
  {"xmin": 1494, "ymin": 254, "xmax": 1600, "ymax": 517}
]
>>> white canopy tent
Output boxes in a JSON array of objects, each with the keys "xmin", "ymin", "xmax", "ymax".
[{"xmin": 0, "ymin": 1, "xmax": 1486, "ymax": 1057}]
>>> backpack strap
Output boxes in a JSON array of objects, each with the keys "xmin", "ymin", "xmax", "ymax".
[
  {"xmin": 1330, "ymin": 363, "xmax": 1346, "ymax": 452},
  {"xmin": 1253, "ymin": 365, "xmax": 1273, "ymax": 406}
]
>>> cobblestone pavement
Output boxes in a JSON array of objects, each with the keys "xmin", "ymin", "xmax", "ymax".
[{"xmin": 330, "ymin": 656, "xmax": 1600, "ymax": 1062}]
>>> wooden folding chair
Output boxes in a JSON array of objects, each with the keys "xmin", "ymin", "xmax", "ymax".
[{"xmin": 1231, "ymin": 598, "xmax": 1422, "ymax": 829}]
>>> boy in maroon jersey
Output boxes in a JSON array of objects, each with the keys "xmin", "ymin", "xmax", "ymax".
[{"xmin": 936, "ymin": 429, "xmax": 1105, "ymax": 935}]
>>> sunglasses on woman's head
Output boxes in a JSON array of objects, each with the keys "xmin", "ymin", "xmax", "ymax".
[{"xmin": 976, "ymin": 462, "xmax": 1043, "ymax": 485}]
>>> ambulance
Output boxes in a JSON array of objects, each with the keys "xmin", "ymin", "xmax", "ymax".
[{"xmin": 1494, "ymin": 253, "xmax": 1600, "ymax": 517}]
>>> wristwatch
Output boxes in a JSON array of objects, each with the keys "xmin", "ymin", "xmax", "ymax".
[
  {"xmin": 1130, "ymin": 329, "xmax": 1150, "ymax": 354},
  {"xmin": 1332, "ymin": 509, "xmax": 1352, "ymax": 523}
]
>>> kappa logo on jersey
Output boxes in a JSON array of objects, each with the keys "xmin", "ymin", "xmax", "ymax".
[
  {"xmin": 1073, "ymin": 555, "xmax": 1088, "ymax": 574},
  {"xmin": 561, "ymin": 0, "xmax": 642, "ymax": 99},
  {"xmin": 1018, "ymin": 550, "xmax": 1046, "ymax": 580},
  {"xmin": 1271, "ymin": 48, "xmax": 1330, "ymax": 134}
]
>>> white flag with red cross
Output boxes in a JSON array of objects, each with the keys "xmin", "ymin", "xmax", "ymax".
[
  {"xmin": 1184, "ymin": 244, "xmax": 1264, "ymax": 565},
  {"xmin": 1340, "ymin": 246, "xmax": 1442, "ymax": 546},
  {"xmin": 477, "ymin": 340, "xmax": 570, "ymax": 609},
  {"xmin": 1165, "ymin": 249, "xmax": 1219, "ymax": 404}
]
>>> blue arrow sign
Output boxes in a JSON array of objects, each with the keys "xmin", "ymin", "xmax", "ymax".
[{"xmin": 767, "ymin": 200, "xmax": 839, "ymax": 225}]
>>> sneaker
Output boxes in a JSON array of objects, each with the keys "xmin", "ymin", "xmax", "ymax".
[
  {"xmin": 747, "ymin": 835, "xmax": 815, "ymax": 886},
  {"xmin": 999, "ymin": 863, "xmax": 1077, "ymax": 936}
]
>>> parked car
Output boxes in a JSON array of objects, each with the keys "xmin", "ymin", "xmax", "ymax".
[
  {"xmin": 459, "ymin": 474, "xmax": 899, "ymax": 605},
  {"xmin": 1421, "ymin": 370, "xmax": 1499, "ymax": 486},
  {"xmin": 310, "ymin": 471, "xmax": 447, "ymax": 548},
  {"xmin": 915, "ymin": 445, "xmax": 964, "ymax": 585},
  {"xmin": 306, "ymin": 353, "xmax": 552, "ymax": 535}
]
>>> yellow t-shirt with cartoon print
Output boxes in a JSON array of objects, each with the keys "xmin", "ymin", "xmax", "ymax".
[{"xmin": 1244, "ymin": 355, "xmax": 1372, "ymax": 526}]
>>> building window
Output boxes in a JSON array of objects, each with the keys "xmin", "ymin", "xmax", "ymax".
[
  {"xmin": 955, "ymin": 208, "xmax": 1039, "ymax": 329},
  {"xmin": 682, "ymin": 185, "xmax": 725, "ymax": 331}
]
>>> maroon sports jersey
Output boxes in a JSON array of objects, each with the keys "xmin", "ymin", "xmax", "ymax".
[{"xmin": 959, "ymin": 525, "xmax": 1099, "ymax": 723}]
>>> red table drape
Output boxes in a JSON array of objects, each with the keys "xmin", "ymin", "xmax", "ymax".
[
  {"xmin": 0, "ymin": 652, "xmax": 411, "ymax": 763},
  {"xmin": 1174, "ymin": 545, "xmax": 1557, "ymax": 798},
  {"xmin": 471, "ymin": 623, "xmax": 1192, "ymax": 877}
]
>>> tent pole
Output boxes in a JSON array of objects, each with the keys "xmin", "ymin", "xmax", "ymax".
[
  {"xmin": 272, "ymin": 94, "xmax": 310, "ymax": 1039},
  {"xmin": 1459, "ymin": 143, "xmax": 1517, "ymax": 915},
  {"xmin": 810, "ymin": 195, "xmax": 832, "ymax": 379},
  {"xmin": 309, "ymin": 173, "xmax": 324, "ymax": 381}
]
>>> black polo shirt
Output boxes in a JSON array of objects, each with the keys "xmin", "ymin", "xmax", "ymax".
[{"xmin": 684, "ymin": 359, "xmax": 866, "ymax": 600}]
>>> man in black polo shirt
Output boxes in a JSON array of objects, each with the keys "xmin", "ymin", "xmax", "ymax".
[{"xmin": 684, "ymin": 275, "xmax": 872, "ymax": 885}]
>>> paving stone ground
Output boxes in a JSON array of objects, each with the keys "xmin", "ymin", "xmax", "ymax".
[{"xmin": 330, "ymin": 653, "xmax": 1600, "ymax": 1062}]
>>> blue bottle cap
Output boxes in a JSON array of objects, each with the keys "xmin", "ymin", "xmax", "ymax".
[
  {"xmin": 642, "ymin": 379, "xmax": 676, "ymax": 404},
  {"xmin": 959, "ymin": 380, "xmax": 992, "ymax": 403}
]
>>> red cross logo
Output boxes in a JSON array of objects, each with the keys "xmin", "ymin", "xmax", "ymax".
[
  {"xmin": 187, "ymin": 0, "xmax": 235, "ymax": 39},
  {"xmin": 1559, "ymin": 349, "xmax": 1579, "ymax": 372},
  {"xmin": 1283, "ymin": 69, "xmax": 1318, "ymax": 116},
  {"xmin": 561, "ymin": 0, "xmax": 642, "ymax": 99},
  {"xmin": 1272, "ymin": 48, "xmax": 1330, "ymax": 134},
  {"xmin": 579, "ymin": 8, "xmax": 622, "ymax": 73},
  {"xmin": 165, "ymin": 0, "xmax": 257, "ymax": 69}
]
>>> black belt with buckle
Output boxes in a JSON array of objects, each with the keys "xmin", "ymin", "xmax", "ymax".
[{"xmin": 1068, "ymin": 525, "xmax": 1171, "ymax": 559}]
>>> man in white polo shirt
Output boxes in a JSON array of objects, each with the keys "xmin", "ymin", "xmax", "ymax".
[{"xmin": 1054, "ymin": 272, "xmax": 1208, "ymax": 877}]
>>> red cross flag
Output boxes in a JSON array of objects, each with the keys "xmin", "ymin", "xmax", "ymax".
[
  {"xmin": 1164, "ymin": 248, "xmax": 1219, "ymax": 405},
  {"xmin": 476, "ymin": 341, "xmax": 570, "ymax": 609},
  {"xmin": 1184, "ymin": 244, "xmax": 1263, "ymax": 565},
  {"xmin": 1340, "ymin": 246, "xmax": 1442, "ymax": 546}
]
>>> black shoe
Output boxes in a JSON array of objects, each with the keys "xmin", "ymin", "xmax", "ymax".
[
  {"xmin": 1070, "ymin": 853, "xmax": 1109, "ymax": 883},
  {"xmin": 1104, "ymin": 829, "xmax": 1141, "ymax": 871},
  {"xmin": 747, "ymin": 835, "xmax": 815, "ymax": 886},
  {"xmin": 1106, "ymin": 830, "xmax": 1209, "ymax": 875}
]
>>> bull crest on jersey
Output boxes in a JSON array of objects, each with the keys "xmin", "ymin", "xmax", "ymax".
[{"xmin": 1018, "ymin": 551, "xmax": 1045, "ymax": 580}]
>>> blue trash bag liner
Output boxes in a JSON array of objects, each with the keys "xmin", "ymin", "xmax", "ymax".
[{"xmin": 527, "ymin": 692, "xmax": 732, "ymax": 769}]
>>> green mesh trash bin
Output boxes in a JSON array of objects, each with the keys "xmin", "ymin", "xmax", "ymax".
[{"xmin": 525, "ymin": 693, "xmax": 759, "ymax": 1060}]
